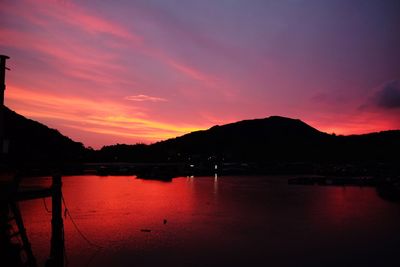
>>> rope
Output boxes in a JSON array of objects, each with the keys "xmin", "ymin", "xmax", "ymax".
[
  {"xmin": 42, "ymin": 194, "xmax": 102, "ymax": 266},
  {"xmin": 62, "ymin": 224, "xmax": 69, "ymax": 267},
  {"xmin": 61, "ymin": 195, "xmax": 103, "ymax": 249},
  {"xmin": 43, "ymin": 197, "xmax": 68, "ymax": 266},
  {"xmin": 42, "ymin": 198, "xmax": 51, "ymax": 213}
]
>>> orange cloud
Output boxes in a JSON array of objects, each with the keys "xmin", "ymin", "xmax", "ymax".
[{"xmin": 6, "ymin": 86, "xmax": 203, "ymax": 147}]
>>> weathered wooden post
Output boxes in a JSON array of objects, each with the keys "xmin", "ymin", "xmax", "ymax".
[
  {"xmin": 46, "ymin": 175, "xmax": 64, "ymax": 267},
  {"xmin": 0, "ymin": 55, "xmax": 10, "ymax": 155},
  {"xmin": 0, "ymin": 55, "xmax": 9, "ymax": 104}
]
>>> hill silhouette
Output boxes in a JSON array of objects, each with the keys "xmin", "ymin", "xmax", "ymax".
[
  {"xmin": 153, "ymin": 116, "xmax": 329, "ymax": 161},
  {"xmin": 2, "ymin": 106, "xmax": 85, "ymax": 165},
  {"xmin": 2, "ymin": 107, "xmax": 400, "ymax": 170},
  {"xmin": 95, "ymin": 116, "xmax": 400, "ymax": 164}
]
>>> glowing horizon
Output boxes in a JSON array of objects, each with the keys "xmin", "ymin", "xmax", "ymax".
[{"xmin": 1, "ymin": 0, "xmax": 399, "ymax": 148}]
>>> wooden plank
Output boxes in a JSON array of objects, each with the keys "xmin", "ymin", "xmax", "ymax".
[{"xmin": 15, "ymin": 188, "xmax": 53, "ymax": 201}]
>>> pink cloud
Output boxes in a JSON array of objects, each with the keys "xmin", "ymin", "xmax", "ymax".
[
  {"xmin": 18, "ymin": 0, "xmax": 142, "ymax": 43},
  {"xmin": 167, "ymin": 59, "xmax": 216, "ymax": 85},
  {"xmin": 125, "ymin": 95, "xmax": 168, "ymax": 102}
]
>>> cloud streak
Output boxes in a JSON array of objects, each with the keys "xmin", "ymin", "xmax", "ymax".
[
  {"xmin": 8, "ymin": 0, "xmax": 142, "ymax": 43},
  {"xmin": 125, "ymin": 95, "xmax": 167, "ymax": 102}
]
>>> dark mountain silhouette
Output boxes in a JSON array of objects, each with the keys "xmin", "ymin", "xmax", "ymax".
[
  {"xmin": 95, "ymin": 116, "xmax": 400, "ymax": 164},
  {"xmin": 2, "ymin": 106, "xmax": 85, "ymax": 165},
  {"xmin": 2, "ymin": 107, "xmax": 399, "ymax": 171},
  {"xmin": 153, "ymin": 116, "xmax": 330, "ymax": 161}
]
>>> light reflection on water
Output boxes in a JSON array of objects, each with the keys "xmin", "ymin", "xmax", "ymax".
[{"xmin": 19, "ymin": 175, "xmax": 400, "ymax": 267}]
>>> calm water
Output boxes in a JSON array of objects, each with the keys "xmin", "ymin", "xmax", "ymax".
[{"xmin": 18, "ymin": 175, "xmax": 400, "ymax": 267}]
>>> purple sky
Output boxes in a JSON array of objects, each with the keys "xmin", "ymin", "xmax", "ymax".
[{"xmin": 1, "ymin": 0, "xmax": 400, "ymax": 148}]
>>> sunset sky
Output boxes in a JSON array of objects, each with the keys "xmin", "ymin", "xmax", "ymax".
[{"xmin": 1, "ymin": 0, "xmax": 400, "ymax": 148}]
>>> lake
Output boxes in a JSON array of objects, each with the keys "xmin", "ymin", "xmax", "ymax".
[{"xmin": 19, "ymin": 175, "xmax": 400, "ymax": 267}]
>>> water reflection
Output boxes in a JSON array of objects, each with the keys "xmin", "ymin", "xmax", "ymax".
[
  {"xmin": 214, "ymin": 174, "xmax": 218, "ymax": 195},
  {"xmin": 18, "ymin": 176, "xmax": 400, "ymax": 267}
]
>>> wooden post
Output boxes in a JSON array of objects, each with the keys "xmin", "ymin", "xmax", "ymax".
[
  {"xmin": 0, "ymin": 55, "xmax": 8, "ymax": 105},
  {"xmin": 0, "ymin": 55, "xmax": 9, "ymax": 155},
  {"xmin": 46, "ymin": 175, "xmax": 64, "ymax": 267}
]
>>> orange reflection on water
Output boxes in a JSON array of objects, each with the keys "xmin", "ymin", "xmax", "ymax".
[
  {"xmin": 20, "ymin": 176, "xmax": 198, "ymax": 265},
  {"xmin": 60, "ymin": 176, "xmax": 196, "ymax": 236},
  {"xmin": 18, "ymin": 176, "xmax": 400, "ymax": 267}
]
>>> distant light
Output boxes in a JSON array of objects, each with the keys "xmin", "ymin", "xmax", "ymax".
[{"xmin": 190, "ymin": 164, "xmax": 194, "ymax": 167}]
